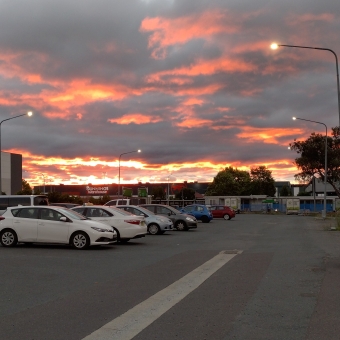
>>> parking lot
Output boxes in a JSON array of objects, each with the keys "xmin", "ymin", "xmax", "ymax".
[{"xmin": 1, "ymin": 214, "xmax": 340, "ymax": 339}]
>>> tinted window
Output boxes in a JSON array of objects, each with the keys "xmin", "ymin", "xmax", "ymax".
[
  {"xmin": 87, "ymin": 208, "xmax": 113, "ymax": 217},
  {"xmin": 16, "ymin": 208, "xmax": 39, "ymax": 219},
  {"xmin": 9, "ymin": 197, "xmax": 30, "ymax": 207},
  {"xmin": 73, "ymin": 207, "xmax": 85, "ymax": 215},
  {"xmin": 128, "ymin": 208, "xmax": 145, "ymax": 216},
  {"xmin": 40, "ymin": 208, "xmax": 63, "ymax": 221},
  {"xmin": 0, "ymin": 197, "xmax": 8, "ymax": 210},
  {"xmin": 143, "ymin": 205, "xmax": 156, "ymax": 213},
  {"xmin": 34, "ymin": 196, "xmax": 49, "ymax": 205},
  {"xmin": 158, "ymin": 206, "xmax": 172, "ymax": 215}
]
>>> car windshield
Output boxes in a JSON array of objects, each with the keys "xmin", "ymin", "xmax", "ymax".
[{"xmin": 55, "ymin": 207, "xmax": 87, "ymax": 220}]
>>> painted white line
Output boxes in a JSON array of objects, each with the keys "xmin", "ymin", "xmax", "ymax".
[{"xmin": 83, "ymin": 251, "xmax": 239, "ymax": 340}]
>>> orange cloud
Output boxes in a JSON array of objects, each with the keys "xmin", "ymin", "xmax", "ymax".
[
  {"xmin": 108, "ymin": 114, "xmax": 163, "ymax": 125},
  {"xmin": 140, "ymin": 10, "xmax": 241, "ymax": 59},
  {"xmin": 237, "ymin": 126, "xmax": 302, "ymax": 144},
  {"xmin": 147, "ymin": 57, "xmax": 256, "ymax": 84}
]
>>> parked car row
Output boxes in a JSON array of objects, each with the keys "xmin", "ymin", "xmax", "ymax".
[
  {"xmin": 0, "ymin": 206, "xmax": 117, "ymax": 250},
  {"xmin": 0, "ymin": 203, "xmax": 236, "ymax": 250}
]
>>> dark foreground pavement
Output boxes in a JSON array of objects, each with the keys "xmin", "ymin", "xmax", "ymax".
[{"xmin": 1, "ymin": 214, "xmax": 340, "ymax": 339}]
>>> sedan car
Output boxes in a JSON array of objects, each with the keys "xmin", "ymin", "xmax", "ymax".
[
  {"xmin": 71, "ymin": 205, "xmax": 147, "ymax": 242},
  {"xmin": 0, "ymin": 206, "xmax": 117, "ymax": 249},
  {"xmin": 209, "ymin": 205, "xmax": 236, "ymax": 220},
  {"xmin": 179, "ymin": 204, "xmax": 213, "ymax": 223},
  {"xmin": 116, "ymin": 205, "xmax": 173, "ymax": 235},
  {"xmin": 139, "ymin": 204, "xmax": 197, "ymax": 231}
]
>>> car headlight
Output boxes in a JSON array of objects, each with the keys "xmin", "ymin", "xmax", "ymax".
[
  {"xmin": 185, "ymin": 217, "xmax": 195, "ymax": 222},
  {"xmin": 91, "ymin": 226, "xmax": 111, "ymax": 232}
]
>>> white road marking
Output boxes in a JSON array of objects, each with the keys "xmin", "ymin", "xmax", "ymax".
[{"xmin": 83, "ymin": 251, "xmax": 239, "ymax": 340}]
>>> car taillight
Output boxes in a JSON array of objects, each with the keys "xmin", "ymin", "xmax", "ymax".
[
  {"xmin": 125, "ymin": 219, "xmax": 141, "ymax": 225},
  {"xmin": 0, "ymin": 216, "xmax": 5, "ymax": 220}
]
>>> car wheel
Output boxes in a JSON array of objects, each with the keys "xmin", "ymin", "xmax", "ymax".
[
  {"xmin": 71, "ymin": 232, "xmax": 90, "ymax": 249},
  {"xmin": 202, "ymin": 216, "xmax": 210, "ymax": 223},
  {"xmin": 148, "ymin": 223, "xmax": 160, "ymax": 235},
  {"xmin": 175, "ymin": 220, "xmax": 188, "ymax": 231},
  {"xmin": 113, "ymin": 228, "xmax": 121, "ymax": 242},
  {"xmin": 0, "ymin": 229, "xmax": 18, "ymax": 247},
  {"xmin": 223, "ymin": 214, "xmax": 231, "ymax": 220}
]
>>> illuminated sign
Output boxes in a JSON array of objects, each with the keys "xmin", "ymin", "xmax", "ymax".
[{"xmin": 86, "ymin": 185, "xmax": 109, "ymax": 195}]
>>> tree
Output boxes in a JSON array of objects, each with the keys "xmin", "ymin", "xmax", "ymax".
[
  {"xmin": 175, "ymin": 187, "xmax": 195, "ymax": 200},
  {"xmin": 249, "ymin": 166, "xmax": 276, "ymax": 196},
  {"xmin": 47, "ymin": 192, "xmax": 83, "ymax": 205},
  {"xmin": 151, "ymin": 186, "xmax": 166, "ymax": 200},
  {"xmin": 17, "ymin": 179, "xmax": 33, "ymax": 194},
  {"xmin": 205, "ymin": 167, "xmax": 251, "ymax": 196},
  {"xmin": 280, "ymin": 185, "xmax": 291, "ymax": 196},
  {"xmin": 289, "ymin": 127, "xmax": 340, "ymax": 198}
]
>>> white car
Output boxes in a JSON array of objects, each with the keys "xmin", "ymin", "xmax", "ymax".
[
  {"xmin": 0, "ymin": 206, "xmax": 117, "ymax": 250},
  {"xmin": 71, "ymin": 205, "xmax": 147, "ymax": 243},
  {"xmin": 116, "ymin": 205, "xmax": 173, "ymax": 235}
]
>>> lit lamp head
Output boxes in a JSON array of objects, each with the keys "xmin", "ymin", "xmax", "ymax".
[
  {"xmin": 292, "ymin": 117, "xmax": 296, "ymax": 120},
  {"xmin": 270, "ymin": 43, "xmax": 279, "ymax": 50},
  {"xmin": 27, "ymin": 111, "xmax": 33, "ymax": 117}
]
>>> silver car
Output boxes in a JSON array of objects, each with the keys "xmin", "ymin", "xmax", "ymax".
[{"xmin": 116, "ymin": 205, "xmax": 173, "ymax": 235}]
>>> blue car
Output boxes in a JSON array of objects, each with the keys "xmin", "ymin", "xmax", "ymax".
[{"xmin": 179, "ymin": 204, "xmax": 213, "ymax": 223}]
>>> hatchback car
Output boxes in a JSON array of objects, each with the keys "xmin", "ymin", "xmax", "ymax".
[
  {"xmin": 209, "ymin": 205, "xmax": 236, "ymax": 220},
  {"xmin": 179, "ymin": 204, "xmax": 213, "ymax": 223},
  {"xmin": 139, "ymin": 204, "xmax": 197, "ymax": 231},
  {"xmin": 116, "ymin": 205, "xmax": 173, "ymax": 235},
  {"xmin": 71, "ymin": 205, "xmax": 147, "ymax": 242},
  {"xmin": 0, "ymin": 206, "xmax": 117, "ymax": 249}
]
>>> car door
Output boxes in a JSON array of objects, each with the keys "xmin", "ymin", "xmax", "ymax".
[
  {"xmin": 37, "ymin": 208, "xmax": 70, "ymax": 243},
  {"xmin": 210, "ymin": 206, "xmax": 222, "ymax": 218},
  {"xmin": 156, "ymin": 206, "xmax": 176, "ymax": 223},
  {"xmin": 12, "ymin": 208, "xmax": 39, "ymax": 242},
  {"xmin": 195, "ymin": 206, "xmax": 205, "ymax": 219}
]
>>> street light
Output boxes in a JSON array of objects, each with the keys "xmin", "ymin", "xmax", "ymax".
[
  {"xmin": 271, "ymin": 43, "xmax": 340, "ymax": 126},
  {"xmin": 292, "ymin": 117, "xmax": 328, "ymax": 218},
  {"xmin": 118, "ymin": 150, "xmax": 141, "ymax": 197},
  {"xmin": 0, "ymin": 111, "xmax": 33, "ymax": 195},
  {"xmin": 167, "ymin": 173, "xmax": 172, "ymax": 205}
]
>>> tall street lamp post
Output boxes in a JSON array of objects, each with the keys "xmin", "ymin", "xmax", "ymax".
[
  {"xmin": 271, "ymin": 43, "xmax": 340, "ymax": 126},
  {"xmin": 118, "ymin": 150, "xmax": 141, "ymax": 197},
  {"xmin": 0, "ymin": 111, "xmax": 33, "ymax": 195},
  {"xmin": 167, "ymin": 173, "xmax": 172, "ymax": 205},
  {"xmin": 293, "ymin": 117, "xmax": 328, "ymax": 218}
]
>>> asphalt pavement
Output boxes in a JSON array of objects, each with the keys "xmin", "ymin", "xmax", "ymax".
[{"xmin": 1, "ymin": 213, "xmax": 340, "ymax": 340}]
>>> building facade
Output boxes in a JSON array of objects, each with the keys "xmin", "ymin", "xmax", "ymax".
[{"xmin": 1, "ymin": 151, "xmax": 22, "ymax": 195}]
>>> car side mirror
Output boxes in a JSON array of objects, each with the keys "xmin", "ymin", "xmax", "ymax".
[{"xmin": 60, "ymin": 217, "xmax": 67, "ymax": 222}]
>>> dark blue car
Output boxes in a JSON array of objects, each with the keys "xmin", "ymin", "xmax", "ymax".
[{"xmin": 179, "ymin": 204, "xmax": 213, "ymax": 223}]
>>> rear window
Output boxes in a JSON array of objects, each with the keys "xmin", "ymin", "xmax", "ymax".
[
  {"xmin": 34, "ymin": 196, "xmax": 49, "ymax": 205},
  {"xmin": 11, "ymin": 208, "xmax": 39, "ymax": 219}
]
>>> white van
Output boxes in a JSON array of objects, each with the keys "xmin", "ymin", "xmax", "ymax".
[{"xmin": 0, "ymin": 195, "xmax": 49, "ymax": 213}]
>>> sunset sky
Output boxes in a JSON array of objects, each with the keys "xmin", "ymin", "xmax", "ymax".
[{"xmin": 1, "ymin": 0, "xmax": 339, "ymax": 187}]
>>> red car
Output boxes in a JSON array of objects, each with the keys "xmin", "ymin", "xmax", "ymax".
[{"xmin": 209, "ymin": 205, "xmax": 235, "ymax": 220}]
